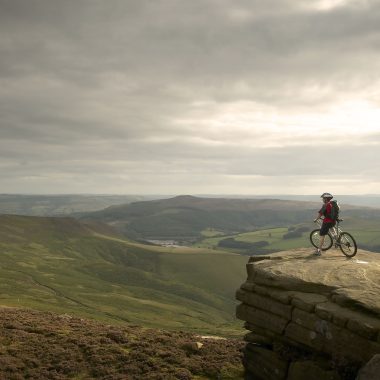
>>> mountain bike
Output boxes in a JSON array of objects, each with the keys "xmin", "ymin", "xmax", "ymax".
[{"xmin": 309, "ymin": 219, "xmax": 358, "ymax": 257}]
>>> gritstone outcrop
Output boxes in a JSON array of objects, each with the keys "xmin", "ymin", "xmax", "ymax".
[{"xmin": 236, "ymin": 248, "xmax": 380, "ymax": 380}]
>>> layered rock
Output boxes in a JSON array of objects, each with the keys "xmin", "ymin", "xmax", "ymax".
[{"xmin": 236, "ymin": 248, "xmax": 380, "ymax": 380}]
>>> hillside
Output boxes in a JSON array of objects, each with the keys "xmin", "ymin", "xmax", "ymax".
[
  {"xmin": 0, "ymin": 215, "xmax": 247, "ymax": 336},
  {"xmin": 79, "ymin": 196, "xmax": 318, "ymax": 240},
  {"xmin": 0, "ymin": 307, "xmax": 244, "ymax": 379},
  {"xmin": 79, "ymin": 195, "xmax": 380, "ymax": 241}
]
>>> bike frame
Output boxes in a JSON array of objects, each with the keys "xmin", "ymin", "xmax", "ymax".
[
  {"xmin": 311, "ymin": 218, "xmax": 357, "ymax": 257},
  {"xmin": 315, "ymin": 219, "xmax": 341, "ymax": 246}
]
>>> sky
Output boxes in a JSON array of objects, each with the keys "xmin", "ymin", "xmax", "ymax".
[{"xmin": 1, "ymin": 0, "xmax": 380, "ymax": 195}]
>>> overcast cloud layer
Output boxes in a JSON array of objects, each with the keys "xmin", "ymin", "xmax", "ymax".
[{"xmin": 1, "ymin": 0, "xmax": 380, "ymax": 195}]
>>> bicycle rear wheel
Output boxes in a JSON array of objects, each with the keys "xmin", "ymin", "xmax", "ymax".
[
  {"xmin": 309, "ymin": 229, "xmax": 333, "ymax": 251},
  {"xmin": 338, "ymin": 232, "xmax": 357, "ymax": 257}
]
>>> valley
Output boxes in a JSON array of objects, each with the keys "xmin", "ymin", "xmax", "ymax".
[
  {"xmin": 0, "ymin": 214, "xmax": 247, "ymax": 337},
  {"xmin": 79, "ymin": 195, "xmax": 380, "ymax": 253},
  {"xmin": 1, "ymin": 194, "xmax": 380, "ymax": 340}
]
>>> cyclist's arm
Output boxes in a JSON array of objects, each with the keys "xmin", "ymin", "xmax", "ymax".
[
  {"xmin": 314, "ymin": 211, "xmax": 323, "ymax": 223},
  {"xmin": 314, "ymin": 205, "xmax": 326, "ymax": 223}
]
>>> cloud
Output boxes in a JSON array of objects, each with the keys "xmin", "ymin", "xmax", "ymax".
[{"xmin": 0, "ymin": 0, "xmax": 380, "ymax": 194}]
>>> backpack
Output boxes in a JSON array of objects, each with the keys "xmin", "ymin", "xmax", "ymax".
[{"xmin": 329, "ymin": 200, "xmax": 340, "ymax": 221}]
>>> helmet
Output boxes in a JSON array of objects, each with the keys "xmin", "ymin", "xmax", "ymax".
[{"xmin": 320, "ymin": 192, "xmax": 333, "ymax": 199}]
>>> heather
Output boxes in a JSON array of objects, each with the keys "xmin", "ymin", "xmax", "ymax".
[{"xmin": 0, "ymin": 308, "xmax": 244, "ymax": 379}]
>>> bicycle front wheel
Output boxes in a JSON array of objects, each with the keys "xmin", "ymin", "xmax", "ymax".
[
  {"xmin": 338, "ymin": 232, "xmax": 357, "ymax": 258},
  {"xmin": 309, "ymin": 229, "xmax": 333, "ymax": 251}
]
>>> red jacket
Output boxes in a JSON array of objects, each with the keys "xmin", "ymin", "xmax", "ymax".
[{"xmin": 319, "ymin": 201, "xmax": 335, "ymax": 224}]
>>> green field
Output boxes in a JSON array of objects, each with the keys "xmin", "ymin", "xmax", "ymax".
[
  {"xmin": 195, "ymin": 217, "xmax": 380, "ymax": 254},
  {"xmin": 195, "ymin": 226, "xmax": 309, "ymax": 252},
  {"xmin": 0, "ymin": 215, "xmax": 247, "ymax": 337},
  {"xmin": 238, "ymin": 228, "xmax": 309, "ymax": 250}
]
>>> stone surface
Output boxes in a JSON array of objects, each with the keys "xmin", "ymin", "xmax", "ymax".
[
  {"xmin": 236, "ymin": 248, "xmax": 380, "ymax": 380},
  {"xmin": 285, "ymin": 322, "xmax": 325, "ymax": 351},
  {"xmin": 292, "ymin": 307, "xmax": 320, "ymax": 331},
  {"xmin": 244, "ymin": 344, "xmax": 289, "ymax": 380},
  {"xmin": 244, "ymin": 322, "xmax": 280, "ymax": 340},
  {"xmin": 236, "ymin": 304, "xmax": 289, "ymax": 335},
  {"xmin": 356, "ymin": 354, "xmax": 380, "ymax": 380},
  {"xmin": 244, "ymin": 331, "xmax": 273, "ymax": 347},
  {"xmin": 254, "ymin": 284, "xmax": 293, "ymax": 304},
  {"xmin": 246, "ymin": 249, "xmax": 380, "ymax": 316},
  {"xmin": 291, "ymin": 292, "xmax": 328, "ymax": 313},
  {"xmin": 346, "ymin": 317, "xmax": 380, "ymax": 341},
  {"xmin": 241, "ymin": 282, "xmax": 255, "ymax": 292},
  {"xmin": 181, "ymin": 341, "xmax": 204, "ymax": 352},
  {"xmin": 314, "ymin": 302, "xmax": 348, "ymax": 327},
  {"xmin": 236, "ymin": 289, "xmax": 293, "ymax": 319},
  {"xmin": 288, "ymin": 361, "xmax": 341, "ymax": 380},
  {"xmin": 287, "ymin": 309, "xmax": 380, "ymax": 363}
]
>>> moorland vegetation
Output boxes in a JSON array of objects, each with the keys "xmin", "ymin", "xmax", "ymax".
[{"xmin": 0, "ymin": 307, "xmax": 244, "ymax": 379}]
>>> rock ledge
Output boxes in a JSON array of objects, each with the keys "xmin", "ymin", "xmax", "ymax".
[{"xmin": 236, "ymin": 248, "xmax": 380, "ymax": 380}]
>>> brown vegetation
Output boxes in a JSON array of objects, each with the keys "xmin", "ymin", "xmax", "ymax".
[{"xmin": 0, "ymin": 307, "xmax": 244, "ymax": 379}]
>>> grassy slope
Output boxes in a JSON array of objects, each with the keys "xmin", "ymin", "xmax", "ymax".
[{"xmin": 0, "ymin": 215, "xmax": 247, "ymax": 337}]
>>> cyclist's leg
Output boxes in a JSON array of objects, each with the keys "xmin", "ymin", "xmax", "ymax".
[
  {"xmin": 318, "ymin": 222, "xmax": 333, "ymax": 252},
  {"xmin": 318, "ymin": 235, "xmax": 326, "ymax": 251}
]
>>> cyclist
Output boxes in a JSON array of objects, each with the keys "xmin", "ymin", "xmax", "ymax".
[{"xmin": 313, "ymin": 192, "xmax": 336, "ymax": 256}]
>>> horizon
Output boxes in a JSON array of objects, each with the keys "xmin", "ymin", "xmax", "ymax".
[{"xmin": 2, "ymin": 192, "xmax": 380, "ymax": 197}]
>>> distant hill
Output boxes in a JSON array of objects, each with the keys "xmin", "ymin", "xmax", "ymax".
[
  {"xmin": 79, "ymin": 195, "xmax": 380, "ymax": 241},
  {"xmin": 0, "ymin": 194, "xmax": 157, "ymax": 216},
  {"xmin": 0, "ymin": 214, "xmax": 247, "ymax": 336},
  {"xmin": 237, "ymin": 194, "xmax": 380, "ymax": 209}
]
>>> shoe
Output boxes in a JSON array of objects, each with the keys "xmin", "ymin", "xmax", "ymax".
[{"xmin": 314, "ymin": 249, "xmax": 321, "ymax": 256}]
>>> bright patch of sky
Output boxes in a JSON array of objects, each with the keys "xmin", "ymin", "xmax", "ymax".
[
  {"xmin": 177, "ymin": 99, "xmax": 380, "ymax": 147},
  {"xmin": 308, "ymin": 0, "xmax": 366, "ymax": 11}
]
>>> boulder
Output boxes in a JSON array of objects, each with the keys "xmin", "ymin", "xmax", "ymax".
[{"xmin": 236, "ymin": 249, "xmax": 380, "ymax": 380}]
